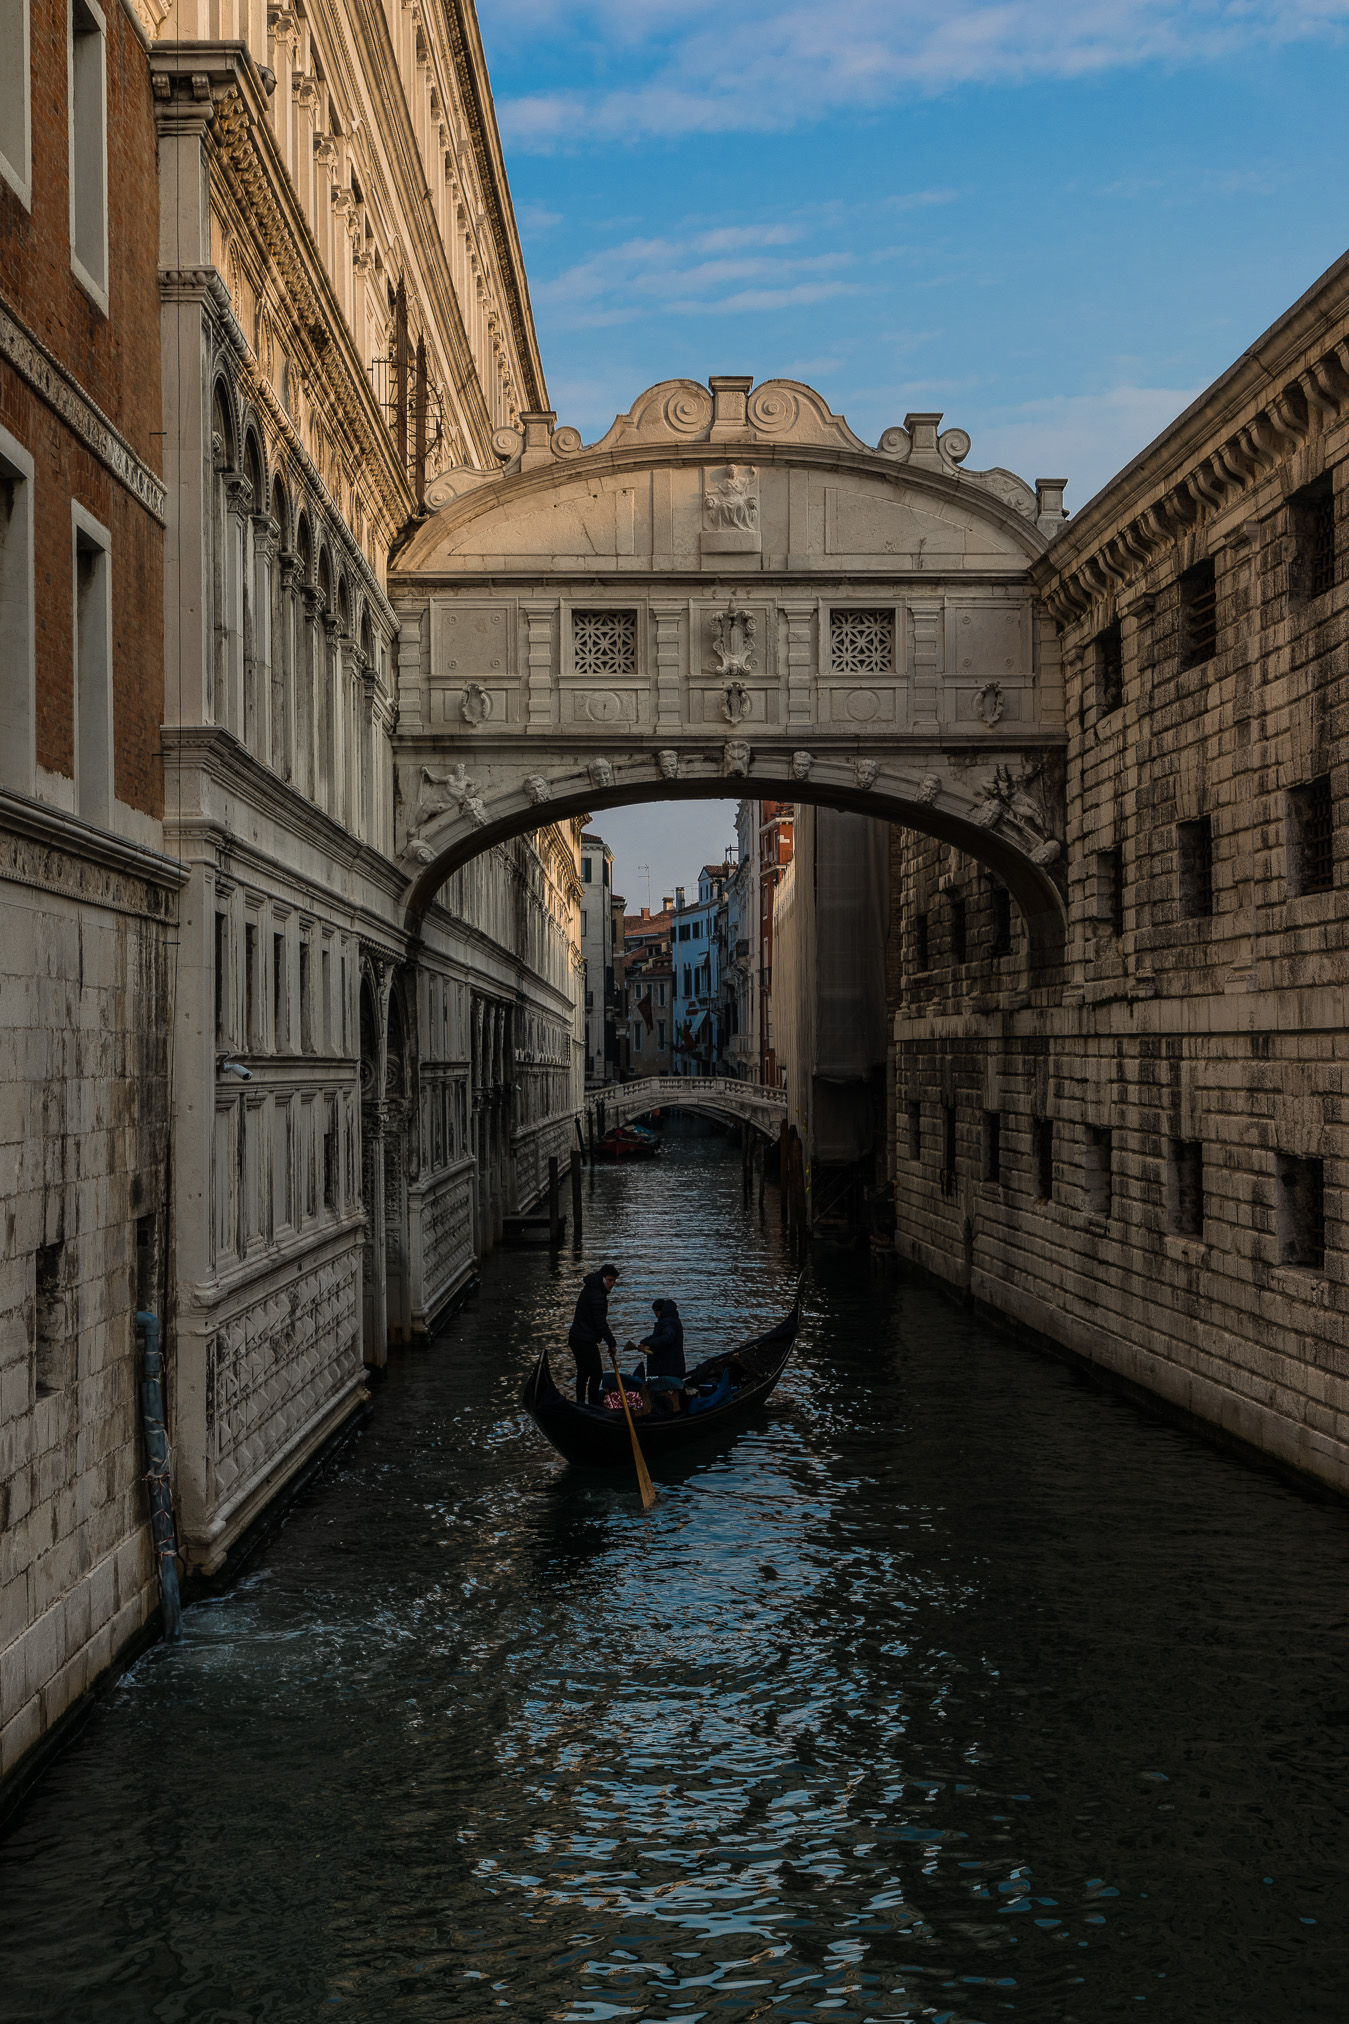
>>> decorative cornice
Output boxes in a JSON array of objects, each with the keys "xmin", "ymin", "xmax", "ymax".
[
  {"xmin": 0, "ymin": 787, "xmax": 187, "ymax": 916},
  {"xmin": 0, "ymin": 300, "xmax": 167, "ymax": 522}
]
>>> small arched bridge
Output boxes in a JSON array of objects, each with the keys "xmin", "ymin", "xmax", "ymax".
[{"xmin": 583, "ymin": 1075, "xmax": 787, "ymax": 1143}]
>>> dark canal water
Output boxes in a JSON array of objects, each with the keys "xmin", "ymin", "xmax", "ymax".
[{"xmin": 3, "ymin": 1133, "xmax": 1348, "ymax": 2023}]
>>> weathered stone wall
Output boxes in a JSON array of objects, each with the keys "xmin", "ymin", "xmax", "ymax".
[
  {"xmin": 0, "ymin": 830, "xmax": 179, "ymax": 1784},
  {"xmin": 891, "ymin": 247, "xmax": 1349, "ymax": 1495}
]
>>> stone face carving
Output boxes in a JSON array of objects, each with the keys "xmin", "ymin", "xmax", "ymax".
[
  {"xmin": 523, "ymin": 775, "xmax": 552, "ymax": 805},
  {"xmin": 915, "ymin": 772, "xmax": 942, "ymax": 804},
  {"xmin": 721, "ymin": 682, "xmax": 752, "ymax": 725},
  {"xmin": 853, "ymin": 757, "xmax": 880, "ymax": 791},
  {"xmin": 704, "ymin": 465, "xmax": 759, "ymax": 532},
  {"xmin": 588, "ymin": 757, "xmax": 614, "ymax": 790},
  {"xmin": 404, "ymin": 762, "xmax": 487, "ymax": 858},
  {"xmin": 723, "ymin": 740, "xmax": 751, "ymax": 777},
  {"xmin": 656, "ymin": 749, "xmax": 679, "ymax": 779},
  {"xmin": 460, "ymin": 682, "xmax": 493, "ymax": 725},
  {"xmin": 973, "ymin": 681, "xmax": 1005, "ymax": 727},
  {"xmin": 791, "ymin": 749, "xmax": 813, "ymax": 780}
]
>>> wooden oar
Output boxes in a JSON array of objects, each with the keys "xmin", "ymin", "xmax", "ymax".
[{"xmin": 608, "ymin": 1347, "xmax": 658, "ymax": 1510}]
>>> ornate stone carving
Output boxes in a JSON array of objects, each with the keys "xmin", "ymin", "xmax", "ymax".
[
  {"xmin": 574, "ymin": 690, "xmax": 631, "ymax": 725},
  {"xmin": 491, "ymin": 424, "xmax": 523, "ymax": 462},
  {"xmin": 460, "ymin": 683, "xmax": 493, "ymax": 725},
  {"xmin": 853, "ymin": 757, "xmax": 880, "ymax": 791},
  {"xmin": 791, "ymin": 750, "xmax": 813, "ymax": 780},
  {"xmin": 404, "ymin": 762, "xmax": 487, "ymax": 859},
  {"xmin": 721, "ymin": 682, "xmax": 752, "ymax": 726},
  {"xmin": 704, "ymin": 466, "xmax": 758, "ymax": 532},
  {"xmin": 656, "ymin": 749, "xmax": 679, "ymax": 780},
  {"xmin": 710, "ymin": 597, "xmax": 756, "ymax": 678},
  {"xmin": 973, "ymin": 681, "xmax": 1005, "ymax": 727},
  {"xmin": 588, "ymin": 757, "xmax": 614, "ymax": 791},
  {"xmin": 552, "ymin": 426, "xmax": 583, "ymax": 455},
  {"xmin": 723, "ymin": 740, "xmax": 751, "ymax": 777},
  {"xmin": 940, "ymin": 427, "xmax": 972, "ymax": 466},
  {"xmin": 915, "ymin": 772, "xmax": 942, "ymax": 804},
  {"xmin": 523, "ymin": 775, "xmax": 552, "ymax": 805},
  {"xmin": 973, "ymin": 761, "xmax": 1061, "ymax": 862}
]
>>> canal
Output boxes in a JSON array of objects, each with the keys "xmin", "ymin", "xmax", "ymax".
[{"xmin": 1, "ymin": 1134, "xmax": 1346, "ymax": 2022}]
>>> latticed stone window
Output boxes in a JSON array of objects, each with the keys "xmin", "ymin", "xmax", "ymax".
[
  {"xmin": 572, "ymin": 609, "xmax": 637, "ymax": 675},
  {"xmin": 830, "ymin": 608, "xmax": 895, "ymax": 673}
]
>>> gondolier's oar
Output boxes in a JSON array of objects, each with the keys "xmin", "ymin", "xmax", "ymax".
[{"xmin": 608, "ymin": 1347, "xmax": 658, "ymax": 1510}]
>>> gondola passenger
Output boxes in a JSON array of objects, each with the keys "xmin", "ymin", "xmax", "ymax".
[
  {"xmin": 569, "ymin": 1262, "xmax": 619, "ymax": 1407},
  {"xmin": 640, "ymin": 1298, "xmax": 685, "ymax": 1413}
]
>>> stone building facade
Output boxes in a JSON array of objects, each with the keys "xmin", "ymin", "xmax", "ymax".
[
  {"xmin": 892, "ymin": 247, "xmax": 1349, "ymax": 1498},
  {"xmin": 0, "ymin": 0, "xmax": 183, "ymax": 1788},
  {"xmin": 2, "ymin": 0, "xmax": 584, "ymax": 1797}
]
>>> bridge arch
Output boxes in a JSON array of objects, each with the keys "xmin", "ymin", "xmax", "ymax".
[
  {"xmin": 389, "ymin": 375, "xmax": 1069, "ymax": 981},
  {"xmin": 584, "ymin": 1075, "xmax": 788, "ymax": 1143}
]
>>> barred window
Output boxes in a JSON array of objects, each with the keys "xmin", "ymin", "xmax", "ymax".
[
  {"xmin": 1292, "ymin": 475, "xmax": 1336, "ymax": 602},
  {"xmin": 572, "ymin": 609, "xmax": 637, "ymax": 676},
  {"xmin": 1178, "ymin": 816, "xmax": 1214, "ymax": 920},
  {"xmin": 1290, "ymin": 775, "xmax": 1334, "ymax": 896},
  {"xmin": 1180, "ymin": 559, "xmax": 1217, "ymax": 668},
  {"xmin": 1277, "ymin": 1152, "xmax": 1326, "ymax": 1271},
  {"xmin": 830, "ymin": 608, "xmax": 895, "ymax": 673},
  {"xmin": 1096, "ymin": 620, "xmax": 1123, "ymax": 715}
]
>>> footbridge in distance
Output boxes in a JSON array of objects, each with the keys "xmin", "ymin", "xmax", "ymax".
[{"xmin": 581, "ymin": 1076, "xmax": 787, "ymax": 1144}]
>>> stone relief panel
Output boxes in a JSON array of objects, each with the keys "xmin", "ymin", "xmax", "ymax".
[{"xmin": 431, "ymin": 603, "xmax": 518, "ymax": 727}]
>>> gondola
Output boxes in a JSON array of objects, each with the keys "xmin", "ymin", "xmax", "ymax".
[
  {"xmin": 521, "ymin": 1281, "xmax": 803, "ymax": 1469},
  {"xmin": 593, "ymin": 1123, "xmax": 663, "ymax": 1160}
]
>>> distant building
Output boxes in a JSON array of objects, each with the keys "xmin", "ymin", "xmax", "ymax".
[
  {"xmin": 624, "ymin": 904, "xmax": 674, "ymax": 1073},
  {"xmin": 672, "ymin": 864, "xmax": 730, "ymax": 1075},
  {"xmin": 752, "ymin": 804, "xmax": 795, "ymax": 1085},
  {"xmin": 580, "ymin": 834, "xmax": 617, "ymax": 1084}
]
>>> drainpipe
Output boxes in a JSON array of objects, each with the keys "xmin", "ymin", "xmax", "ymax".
[{"xmin": 136, "ymin": 1312, "xmax": 183, "ymax": 1641}]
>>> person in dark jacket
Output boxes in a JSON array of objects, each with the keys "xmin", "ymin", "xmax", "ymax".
[
  {"xmin": 569, "ymin": 1263, "xmax": 619, "ymax": 1406},
  {"xmin": 640, "ymin": 1298, "xmax": 685, "ymax": 1412}
]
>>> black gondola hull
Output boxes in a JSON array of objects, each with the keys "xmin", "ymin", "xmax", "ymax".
[{"xmin": 521, "ymin": 1295, "xmax": 801, "ymax": 1470}]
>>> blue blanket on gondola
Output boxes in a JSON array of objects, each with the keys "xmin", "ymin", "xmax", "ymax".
[{"xmin": 687, "ymin": 1369, "xmax": 733, "ymax": 1416}]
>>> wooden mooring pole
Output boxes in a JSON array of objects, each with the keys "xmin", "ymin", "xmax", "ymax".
[
  {"xmin": 548, "ymin": 1155, "xmax": 562, "ymax": 1249},
  {"xmin": 570, "ymin": 1149, "xmax": 583, "ymax": 1249}
]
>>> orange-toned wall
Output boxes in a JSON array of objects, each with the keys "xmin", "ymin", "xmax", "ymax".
[{"xmin": 0, "ymin": 0, "xmax": 164, "ymax": 816}]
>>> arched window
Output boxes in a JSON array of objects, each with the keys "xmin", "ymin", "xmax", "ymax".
[
  {"xmin": 242, "ymin": 434, "xmax": 264, "ymax": 752},
  {"xmin": 270, "ymin": 476, "xmax": 291, "ymax": 781}
]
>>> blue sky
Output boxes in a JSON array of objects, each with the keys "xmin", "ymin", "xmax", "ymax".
[{"xmin": 479, "ymin": 0, "xmax": 1349, "ymax": 900}]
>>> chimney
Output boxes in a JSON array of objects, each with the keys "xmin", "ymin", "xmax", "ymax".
[
  {"xmin": 641, "ymin": 906, "xmax": 649, "ymax": 919},
  {"xmin": 675, "ymin": 886, "xmax": 685, "ymax": 908},
  {"xmin": 663, "ymin": 895, "xmax": 673, "ymax": 913}
]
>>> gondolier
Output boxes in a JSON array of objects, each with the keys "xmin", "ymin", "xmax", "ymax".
[{"xmin": 568, "ymin": 1262, "xmax": 620, "ymax": 1407}]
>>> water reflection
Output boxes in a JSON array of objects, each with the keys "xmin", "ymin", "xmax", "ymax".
[{"xmin": 1, "ymin": 1128, "xmax": 1347, "ymax": 2023}]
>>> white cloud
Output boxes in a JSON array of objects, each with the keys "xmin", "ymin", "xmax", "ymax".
[
  {"xmin": 973, "ymin": 384, "xmax": 1203, "ymax": 509},
  {"xmin": 532, "ymin": 221, "xmax": 862, "ymax": 327},
  {"xmin": 496, "ymin": 0, "xmax": 1349, "ymax": 146}
]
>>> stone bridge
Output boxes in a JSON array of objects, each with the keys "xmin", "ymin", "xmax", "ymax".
[
  {"xmin": 389, "ymin": 376, "xmax": 1070, "ymax": 974},
  {"xmin": 583, "ymin": 1075, "xmax": 788, "ymax": 1143}
]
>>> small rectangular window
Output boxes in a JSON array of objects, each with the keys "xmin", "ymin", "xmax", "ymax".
[
  {"xmin": 323, "ymin": 1102, "xmax": 337, "ymax": 1210},
  {"xmin": 244, "ymin": 924, "xmax": 258, "ymax": 1050},
  {"xmin": 73, "ymin": 508, "xmax": 112, "ymax": 825},
  {"xmin": 573, "ymin": 609, "xmax": 637, "ymax": 675},
  {"xmin": 321, "ymin": 947, "xmax": 332, "ymax": 1051},
  {"xmin": 914, "ymin": 912, "xmax": 929, "ymax": 972},
  {"xmin": 941, "ymin": 1103, "xmax": 956, "ymax": 1197},
  {"xmin": 68, "ymin": 0, "xmax": 109, "ymax": 308},
  {"xmin": 1094, "ymin": 847, "xmax": 1125, "ymax": 937},
  {"xmin": 0, "ymin": 427, "xmax": 35, "ymax": 793},
  {"xmin": 299, "ymin": 941, "xmax": 312, "ymax": 1052},
  {"xmin": 1034, "ymin": 1116, "xmax": 1054, "ymax": 1202},
  {"xmin": 657, "ymin": 1020, "xmax": 665, "ymax": 1048},
  {"xmin": 908, "ymin": 1099, "xmax": 921, "ymax": 1161},
  {"xmin": 1179, "ymin": 558, "xmax": 1217, "ymax": 668},
  {"xmin": 273, "ymin": 933, "xmax": 286, "ymax": 1047},
  {"xmin": 1292, "ymin": 475, "xmax": 1336, "ymax": 603},
  {"xmin": 1178, "ymin": 816, "xmax": 1214, "ymax": 920},
  {"xmin": 581, "ymin": 858, "xmax": 591, "ymax": 883},
  {"xmin": 1277, "ymin": 1152, "xmax": 1325, "ymax": 1271},
  {"xmin": 982, "ymin": 1110, "xmax": 1001, "ymax": 1185},
  {"xmin": 1289, "ymin": 775, "xmax": 1334, "ymax": 896},
  {"xmin": 1085, "ymin": 1125, "xmax": 1112, "ymax": 1221},
  {"xmin": 1095, "ymin": 619, "xmax": 1123, "ymax": 715},
  {"xmin": 1170, "ymin": 1138, "xmax": 1204, "ymax": 1238},
  {"xmin": 949, "ymin": 893, "xmax": 966, "ymax": 967},
  {"xmin": 633, "ymin": 1023, "xmax": 643, "ymax": 1053},
  {"xmin": 214, "ymin": 912, "xmax": 228, "ymax": 1045},
  {"xmin": 991, "ymin": 882, "xmax": 1012, "ymax": 956},
  {"xmin": 0, "ymin": 0, "xmax": 32, "ymax": 208},
  {"xmin": 34, "ymin": 1240, "xmax": 66, "ymax": 1397},
  {"xmin": 830, "ymin": 608, "xmax": 895, "ymax": 673}
]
